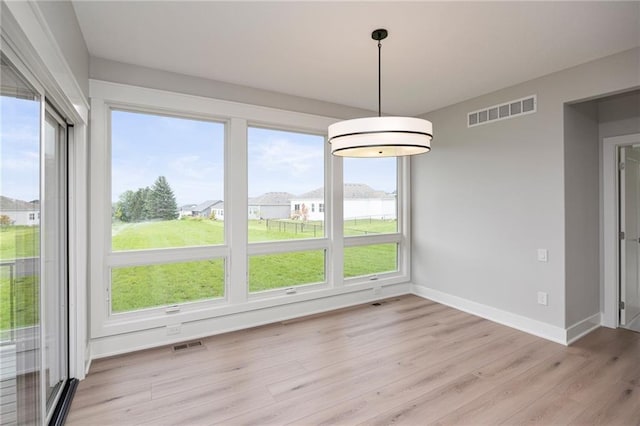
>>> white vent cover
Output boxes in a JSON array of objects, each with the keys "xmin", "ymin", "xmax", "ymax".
[{"xmin": 468, "ymin": 95, "xmax": 536, "ymax": 127}]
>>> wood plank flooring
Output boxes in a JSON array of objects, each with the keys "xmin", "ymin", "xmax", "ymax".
[{"xmin": 66, "ymin": 295, "xmax": 640, "ymax": 425}]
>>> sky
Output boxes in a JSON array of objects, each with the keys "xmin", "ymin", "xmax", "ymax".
[
  {"xmin": 2, "ymin": 99, "xmax": 397, "ymax": 205},
  {"xmin": 0, "ymin": 96, "xmax": 41, "ymax": 202}
]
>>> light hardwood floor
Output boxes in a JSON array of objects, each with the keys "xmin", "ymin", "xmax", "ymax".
[{"xmin": 67, "ymin": 295, "xmax": 640, "ymax": 425}]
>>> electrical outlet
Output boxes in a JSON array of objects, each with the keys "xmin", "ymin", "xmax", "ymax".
[
  {"xmin": 537, "ymin": 292, "xmax": 548, "ymax": 306},
  {"xmin": 166, "ymin": 324, "xmax": 182, "ymax": 335}
]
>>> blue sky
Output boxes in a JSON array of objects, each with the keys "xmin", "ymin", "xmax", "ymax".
[
  {"xmin": 0, "ymin": 96, "xmax": 41, "ymax": 202},
  {"xmin": 2, "ymin": 101, "xmax": 396, "ymax": 205},
  {"xmin": 113, "ymin": 110, "xmax": 397, "ymax": 205}
]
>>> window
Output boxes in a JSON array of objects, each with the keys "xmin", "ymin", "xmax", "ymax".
[
  {"xmin": 247, "ymin": 127, "xmax": 325, "ymax": 242},
  {"xmin": 109, "ymin": 109, "xmax": 226, "ymax": 314},
  {"xmin": 344, "ymin": 244, "xmax": 398, "ymax": 278},
  {"xmin": 343, "ymin": 157, "xmax": 397, "ymax": 234},
  {"xmin": 29, "ymin": 213, "xmax": 35, "ymax": 220},
  {"xmin": 111, "ymin": 259, "xmax": 224, "ymax": 313},
  {"xmin": 90, "ymin": 81, "xmax": 409, "ymax": 346},
  {"xmin": 111, "ymin": 110, "xmax": 224, "ymax": 250},
  {"xmin": 248, "ymin": 250, "xmax": 325, "ymax": 292},
  {"xmin": 247, "ymin": 126, "xmax": 327, "ymax": 293},
  {"xmin": 343, "ymin": 157, "xmax": 401, "ymax": 279}
]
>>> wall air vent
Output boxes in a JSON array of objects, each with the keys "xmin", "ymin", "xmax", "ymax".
[{"xmin": 467, "ymin": 95, "xmax": 537, "ymax": 128}]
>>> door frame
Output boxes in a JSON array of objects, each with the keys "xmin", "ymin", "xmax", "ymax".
[{"xmin": 603, "ymin": 133, "xmax": 640, "ymax": 328}]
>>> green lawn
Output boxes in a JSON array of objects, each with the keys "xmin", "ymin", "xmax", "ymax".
[{"xmin": 1, "ymin": 218, "xmax": 398, "ymax": 325}]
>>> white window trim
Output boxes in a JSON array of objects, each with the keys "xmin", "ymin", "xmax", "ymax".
[{"xmin": 89, "ymin": 79, "xmax": 411, "ymax": 342}]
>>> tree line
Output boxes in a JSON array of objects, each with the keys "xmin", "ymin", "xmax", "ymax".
[{"xmin": 114, "ymin": 176, "xmax": 178, "ymax": 222}]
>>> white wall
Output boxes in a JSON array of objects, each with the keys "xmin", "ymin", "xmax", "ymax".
[
  {"xmin": 36, "ymin": 0, "xmax": 89, "ymax": 98},
  {"xmin": 412, "ymin": 48, "xmax": 640, "ymax": 332}
]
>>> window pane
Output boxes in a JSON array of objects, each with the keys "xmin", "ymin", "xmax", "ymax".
[
  {"xmin": 343, "ymin": 158, "xmax": 397, "ymax": 234},
  {"xmin": 111, "ymin": 259, "xmax": 225, "ymax": 313},
  {"xmin": 249, "ymin": 250, "xmax": 325, "ymax": 292},
  {"xmin": 247, "ymin": 127, "xmax": 325, "ymax": 242},
  {"xmin": 344, "ymin": 244, "xmax": 398, "ymax": 278},
  {"xmin": 0, "ymin": 55, "xmax": 43, "ymax": 425},
  {"xmin": 111, "ymin": 110, "xmax": 224, "ymax": 250}
]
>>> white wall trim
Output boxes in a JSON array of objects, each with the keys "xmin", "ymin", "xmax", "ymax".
[
  {"xmin": 90, "ymin": 282, "xmax": 410, "ymax": 359},
  {"xmin": 602, "ymin": 133, "xmax": 640, "ymax": 328},
  {"xmin": 566, "ymin": 312, "xmax": 601, "ymax": 345},
  {"xmin": 411, "ymin": 284, "xmax": 572, "ymax": 345}
]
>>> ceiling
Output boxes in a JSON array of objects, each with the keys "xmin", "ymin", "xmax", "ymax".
[{"xmin": 72, "ymin": 1, "xmax": 640, "ymax": 116}]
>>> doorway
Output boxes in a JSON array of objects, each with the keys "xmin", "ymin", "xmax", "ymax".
[
  {"xmin": 619, "ymin": 144, "xmax": 640, "ymax": 332},
  {"xmin": 603, "ymin": 132, "xmax": 640, "ymax": 332}
]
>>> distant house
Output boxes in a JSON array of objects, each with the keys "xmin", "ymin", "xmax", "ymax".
[
  {"xmin": 211, "ymin": 201, "xmax": 224, "ymax": 220},
  {"xmin": 248, "ymin": 192, "xmax": 293, "ymax": 220},
  {"xmin": 291, "ymin": 183, "xmax": 396, "ymax": 221},
  {"xmin": 0, "ymin": 196, "xmax": 40, "ymax": 226},
  {"xmin": 179, "ymin": 200, "xmax": 222, "ymax": 219}
]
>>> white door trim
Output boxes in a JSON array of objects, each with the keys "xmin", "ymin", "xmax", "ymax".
[{"xmin": 602, "ymin": 133, "xmax": 640, "ymax": 328}]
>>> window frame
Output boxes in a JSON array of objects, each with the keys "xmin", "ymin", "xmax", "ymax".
[
  {"xmin": 246, "ymin": 123, "xmax": 331, "ymax": 298},
  {"xmin": 342, "ymin": 157, "xmax": 408, "ymax": 283},
  {"xmin": 89, "ymin": 80, "xmax": 410, "ymax": 339}
]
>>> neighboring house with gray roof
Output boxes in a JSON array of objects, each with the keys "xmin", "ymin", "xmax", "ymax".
[
  {"xmin": 0, "ymin": 196, "xmax": 40, "ymax": 226},
  {"xmin": 291, "ymin": 183, "xmax": 396, "ymax": 221},
  {"xmin": 179, "ymin": 200, "xmax": 222, "ymax": 219},
  {"xmin": 248, "ymin": 192, "xmax": 293, "ymax": 220}
]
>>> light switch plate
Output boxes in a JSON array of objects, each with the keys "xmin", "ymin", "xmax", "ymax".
[
  {"xmin": 537, "ymin": 249, "xmax": 548, "ymax": 262},
  {"xmin": 537, "ymin": 291, "xmax": 548, "ymax": 306}
]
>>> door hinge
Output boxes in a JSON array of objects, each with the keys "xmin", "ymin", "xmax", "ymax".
[
  {"xmin": 620, "ymin": 301, "xmax": 625, "ymax": 310},
  {"xmin": 619, "ymin": 231, "xmax": 625, "ymax": 240},
  {"xmin": 620, "ymin": 162, "xmax": 626, "ymax": 170}
]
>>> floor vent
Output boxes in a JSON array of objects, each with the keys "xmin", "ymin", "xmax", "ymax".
[
  {"xmin": 172, "ymin": 340, "xmax": 204, "ymax": 352},
  {"xmin": 468, "ymin": 95, "xmax": 536, "ymax": 128}
]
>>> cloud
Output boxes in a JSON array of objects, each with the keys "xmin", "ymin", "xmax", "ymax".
[{"xmin": 253, "ymin": 137, "xmax": 323, "ymax": 174}]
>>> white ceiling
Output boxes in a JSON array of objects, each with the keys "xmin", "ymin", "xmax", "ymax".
[{"xmin": 72, "ymin": 1, "xmax": 640, "ymax": 116}]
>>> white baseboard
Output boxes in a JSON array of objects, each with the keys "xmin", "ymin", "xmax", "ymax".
[
  {"xmin": 566, "ymin": 313, "xmax": 601, "ymax": 344},
  {"xmin": 410, "ymin": 284, "xmax": 600, "ymax": 345}
]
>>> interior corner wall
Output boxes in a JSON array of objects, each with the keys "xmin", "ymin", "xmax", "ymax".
[
  {"xmin": 411, "ymin": 47, "xmax": 640, "ymax": 333},
  {"xmin": 564, "ymin": 102, "xmax": 600, "ymax": 327},
  {"xmin": 89, "ymin": 57, "xmax": 373, "ymax": 120}
]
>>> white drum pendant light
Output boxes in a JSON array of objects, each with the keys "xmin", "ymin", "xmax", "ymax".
[{"xmin": 329, "ymin": 29, "xmax": 433, "ymax": 157}]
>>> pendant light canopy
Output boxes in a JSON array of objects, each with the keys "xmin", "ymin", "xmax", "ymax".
[{"xmin": 329, "ymin": 29, "xmax": 433, "ymax": 157}]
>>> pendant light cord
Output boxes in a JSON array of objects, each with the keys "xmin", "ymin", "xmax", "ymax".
[{"xmin": 378, "ymin": 39, "xmax": 382, "ymax": 117}]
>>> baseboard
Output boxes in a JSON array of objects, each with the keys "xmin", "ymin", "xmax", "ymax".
[
  {"xmin": 566, "ymin": 312, "xmax": 601, "ymax": 344},
  {"xmin": 411, "ymin": 284, "xmax": 569, "ymax": 345}
]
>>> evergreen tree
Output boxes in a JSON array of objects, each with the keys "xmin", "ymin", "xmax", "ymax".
[
  {"xmin": 116, "ymin": 190, "xmax": 136, "ymax": 222},
  {"xmin": 148, "ymin": 176, "xmax": 178, "ymax": 220}
]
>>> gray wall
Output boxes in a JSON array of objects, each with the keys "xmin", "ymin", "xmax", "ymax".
[
  {"xmin": 564, "ymin": 102, "xmax": 599, "ymax": 326},
  {"xmin": 90, "ymin": 57, "xmax": 373, "ymax": 119},
  {"xmin": 599, "ymin": 91, "xmax": 640, "ymax": 140},
  {"xmin": 36, "ymin": 0, "xmax": 89, "ymax": 98},
  {"xmin": 412, "ymin": 48, "xmax": 639, "ymax": 329}
]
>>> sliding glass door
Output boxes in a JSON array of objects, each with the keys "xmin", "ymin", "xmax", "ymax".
[
  {"xmin": 0, "ymin": 53, "xmax": 69, "ymax": 425},
  {"xmin": 43, "ymin": 109, "xmax": 68, "ymax": 419}
]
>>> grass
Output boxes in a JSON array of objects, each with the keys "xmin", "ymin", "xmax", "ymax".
[{"xmin": 1, "ymin": 217, "xmax": 399, "ymax": 325}]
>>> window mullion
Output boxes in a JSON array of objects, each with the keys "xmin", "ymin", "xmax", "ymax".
[
  {"xmin": 227, "ymin": 117, "xmax": 248, "ymax": 305},
  {"xmin": 330, "ymin": 153, "xmax": 344, "ymax": 287}
]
